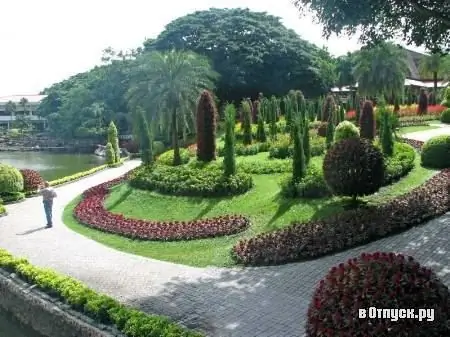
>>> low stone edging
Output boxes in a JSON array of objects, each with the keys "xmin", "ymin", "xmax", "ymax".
[{"xmin": 0, "ymin": 268, "xmax": 125, "ymax": 337}]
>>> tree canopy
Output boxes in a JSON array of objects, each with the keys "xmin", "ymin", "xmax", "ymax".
[
  {"xmin": 146, "ymin": 8, "xmax": 331, "ymax": 101},
  {"xmin": 293, "ymin": 0, "xmax": 450, "ymax": 53}
]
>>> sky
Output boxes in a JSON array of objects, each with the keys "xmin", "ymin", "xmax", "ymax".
[{"xmin": 0, "ymin": 0, "xmax": 426, "ymax": 96}]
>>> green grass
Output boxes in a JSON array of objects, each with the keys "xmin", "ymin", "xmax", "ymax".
[
  {"xmin": 398, "ymin": 125, "xmax": 440, "ymax": 134},
  {"xmin": 63, "ymin": 149, "xmax": 438, "ymax": 267}
]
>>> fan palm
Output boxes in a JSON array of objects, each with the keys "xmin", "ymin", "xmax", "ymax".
[
  {"xmin": 127, "ymin": 50, "xmax": 218, "ymax": 165},
  {"xmin": 353, "ymin": 42, "xmax": 409, "ymax": 102},
  {"xmin": 419, "ymin": 53, "xmax": 450, "ymax": 103}
]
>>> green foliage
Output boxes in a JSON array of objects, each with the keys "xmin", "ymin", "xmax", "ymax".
[
  {"xmin": 417, "ymin": 89, "xmax": 428, "ymax": 115},
  {"xmin": 241, "ymin": 100, "xmax": 253, "ymax": 145},
  {"xmin": 157, "ymin": 149, "xmax": 191, "ymax": 166},
  {"xmin": 0, "ymin": 192, "xmax": 25, "ymax": 203},
  {"xmin": 255, "ymin": 101, "xmax": 267, "ymax": 142},
  {"xmin": 105, "ymin": 142, "xmax": 115, "ymax": 165},
  {"xmin": 196, "ymin": 90, "xmax": 217, "ymax": 162},
  {"xmin": 218, "ymin": 142, "xmax": 271, "ymax": 157},
  {"xmin": 440, "ymin": 108, "xmax": 450, "ymax": 123},
  {"xmin": 303, "ymin": 119, "xmax": 311, "ymax": 165},
  {"xmin": 135, "ymin": 108, "xmax": 154, "ymax": 166},
  {"xmin": 321, "ymin": 94, "xmax": 335, "ymax": 122},
  {"xmin": 0, "ymin": 164, "xmax": 24, "ymax": 195},
  {"xmin": 325, "ymin": 117, "xmax": 335, "ymax": 149},
  {"xmin": 339, "ymin": 105, "xmax": 345, "ymax": 123},
  {"xmin": 0, "ymin": 249, "xmax": 202, "ymax": 337},
  {"xmin": 237, "ymin": 158, "xmax": 291, "ymax": 174},
  {"xmin": 223, "ymin": 104, "xmax": 237, "ymax": 176},
  {"xmin": 441, "ymin": 87, "xmax": 450, "ymax": 107},
  {"xmin": 0, "ymin": 204, "xmax": 5, "ymax": 215},
  {"xmin": 269, "ymin": 133, "xmax": 325, "ymax": 159},
  {"xmin": 279, "ymin": 164, "xmax": 331, "ymax": 198},
  {"xmin": 383, "ymin": 142, "xmax": 416, "ymax": 184},
  {"xmin": 293, "ymin": 0, "xmax": 449, "ymax": 53},
  {"xmin": 380, "ymin": 106, "xmax": 394, "ymax": 156},
  {"xmin": 421, "ymin": 135, "xmax": 450, "ymax": 168},
  {"xmin": 323, "ymin": 137, "xmax": 385, "ymax": 200},
  {"xmin": 334, "ymin": 121, "xmax": 359, "ymax": 142},
  {"xmin": 292, "ymin": 119, "xmax": 306, "ymax": 183},
  {"xmin": 149, "ymin": 8, "xmax": 328, "ymax": 101},
  {"xmin": 129, "ymin": 164, "xmax": 253, "ymax": 197},
  {"xmin": 269, "ymin": 96, "xmax": 278, "ymax": 140}
]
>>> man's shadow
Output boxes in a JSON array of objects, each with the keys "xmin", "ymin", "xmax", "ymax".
[{"xmin": 16, "ymin": 226, "xmax": 48, "ymax": 236}]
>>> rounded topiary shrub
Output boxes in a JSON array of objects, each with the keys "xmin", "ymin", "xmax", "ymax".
[
  {"xmin": 333, "ymin": 121, "xmax": 359, "ymax": 142},
  {"xmin": 0, "ymin": 164, "xmax": 24, "ymax": 194},
  {"xmin": 323, "ymin": 137, "xmax": 385, "ymax": 200},
  {"xmin": 306, "ymin": 252, "xmax": 450, "ymax": 337},
  {"xmin": 20, "ymin": 169, "xmax": 44, "ymax": 193},
  {"xmin": 441, "ymin": 108, "xmax": 450, "ymax": 124},
  {"xmin": 129, "ymin": 164, "xmax": 253, "ymax": 197},
  {"xmin": 421, "ymin": 135, "xmax": 450, "ymax": 168},
  {"xmin": 157, "ymin": 148, "xmax": 191, "ymax": 166}
]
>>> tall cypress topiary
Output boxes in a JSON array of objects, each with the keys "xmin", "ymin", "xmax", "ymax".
[
  {"xmin": 196, "ymin": 90, "xmax": 217, "ymax": 162},
  {"xmin": 255, "ymin": 101, "xmax": 267, "ymax": 142},
  {"xmin": 269, "ymin": 96, "xmax": 278, "ymax": 140},
  {"xmin": 360, "ymin": 100, "xmax": 376, "ymax": 140},
  {"xmin": 322, "ymin": 94, "xmax": 335, "ymax": 122},
  {"xmin": 380, "ymin": 106, "xmax": 394, "ymax": 156},
  {"xmin": 326, "ymin": 115, "xmax": 335, "ymax": 149},
  {"xmin": 418, "ymin": 88, "xmax": 428, "ymax": 115},
  {"xmin": 292, "ymin": 117, "xmax": 306, "ymax": 183},
  {"xmin": 136, "ymin": 108, "xmax": 153, "ymax": 165},
  {"xmin": 303, "ymin": 119, "xmax": 311, "ymax": 165},
  {"xmin": 339, "ymin": 105, "xmax": 345, "ymax": 123},
  {"xmin": 241, "ymin": 100, "xmax": 253, "ymax": 145},
  {"xmin": 108, "ymin": 121, "xmax": 120, "ymax": 163},
  {"xmin": 223, "ymin": 103, "xmax": 237, "ymax": 177}
]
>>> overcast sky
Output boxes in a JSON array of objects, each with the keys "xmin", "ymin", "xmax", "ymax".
[{"xmin": 0, "ymin": 0, "xmax": 425, "ymax": 96}]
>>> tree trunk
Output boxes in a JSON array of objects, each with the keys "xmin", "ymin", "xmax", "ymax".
[
  {"xmin": 171, "ymin": 109, "xmax": 181, "ymax": 165},
  {"xmin": 433, "ymin": 71, "xmax": 438, "ymax": 105}
]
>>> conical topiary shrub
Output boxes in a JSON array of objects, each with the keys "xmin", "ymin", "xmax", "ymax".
[{"xmin": 359, "ymin": 100, "xmax": 376, "ymax": 140}]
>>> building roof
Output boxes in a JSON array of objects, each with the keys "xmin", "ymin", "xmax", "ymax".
[
  {"xmin": 331, "ymin": 79, "xmax": 449, "ymax": 92},
  {"xmin": 0, "ymin": 94, "xmax": 47, "ymax": 104}
]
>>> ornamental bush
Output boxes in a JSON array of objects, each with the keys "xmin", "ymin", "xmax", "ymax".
[
  {"xmin": 269, "ymin": 134, "xmax": 325, "ymax": 159},
  {"xmin": 441, "ymin": 108, "xmax": 450, "ymax": 123},
  {"xmin": 333, "ymin": 121, "xmax": 359, "ymax": 143},
  {"xmin": 157, "ymin": 149, "xmax": 191, "ymax": 166},
  {"xmin": 223, "ymin": 103, "xmax": 237, "ymax": 176},
  {"xmin": 0, "ymin": 164, "xmax": 24, "ymax": 195},
  {"xmin": 108, "ymin": 121, "xmax": 120, "ymax": 163},
  {"xmin": 306, "ymin": 252, "xmax": 450, "ymax": 337},
  {"xmin": 196, "ymin": 90, "xmax": 217, "ymax": 162},
  {"xmin": 105, "ymin": 142, "xmax": 115, "ymax": 165},
  {"xmin": 279, "ymin": 164, "xmax": 331, "ymax": 198},
  {"xmin": 421, "ymin": 135, "xmax": 450, "ymax": 168},
  {"xmin": 441, "ymin": 86, "xmax": 450, "ymax": 107},
  {"xmin": 417, "ymin": 88, "xmax": 428, "ymax": 115},
  {"xmin": 321, "ymin": 94, "xmax": 335, "ymax": 122},
  {"xmin": 360, "ymin": 100, "xmax": 376, "ymax": 140},
  {"xmin": 241, "ymin": 100, "xmax": 253, "ymax": 145},
  {"xmin": 20, "ymin": 169, "xmax": 44, "ymax": 193},
  {"xmin": 383, "ymin": 142, "xmax": 416, "ymax": 184},
  {"xmin": 130, "ymin": 164, "xmax": 253, "ymax": 197},
  {"xmin": 317, "ymin": 122, "xmax": 327, "ymax": 137},
  {"xmin": 323, "ymin": 138, "xmax": 385, "ymax": 200}
]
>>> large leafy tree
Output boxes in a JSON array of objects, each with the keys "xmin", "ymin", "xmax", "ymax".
[
  {"xmin": 146, "ymin": 8, "xmax": 328, "ymax": 102},
  {"xmin": 293, "ymin": 0, "xmax": 450, "ymax": 53},
  {"xmin": 353, "ymin": 42, "xmax": 409, "ymax": 100},
  {"xmin": 127, "ymin": 50, "xmax": 217, "ymax": 166},
  {"xmin": 335, "ymin": 53, "xmax": 356, "ymax": 89}
]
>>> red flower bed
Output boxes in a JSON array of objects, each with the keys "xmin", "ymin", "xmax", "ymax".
[
  {"xmin": 232, "ymin": 140, "xmax": 450, "ymax": 266},
  {"xmin": 20, "ymin": 169, "xmax": 44, "ymax": 193},
  {"xmin": 306, "ymin": 252, "xmax": 450, "ymax": 336},
  {"xmin": 74, "ymin": 177, "xmax": 250, "ymax": 241}
]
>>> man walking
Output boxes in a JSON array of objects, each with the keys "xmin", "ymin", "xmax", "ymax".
[{"xmin": 38, "ymin": 181, "xmax": 57, "ymax": 228}]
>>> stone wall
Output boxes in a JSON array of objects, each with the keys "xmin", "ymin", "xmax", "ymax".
[{"xmin": 0, "ymin": 270, "xmax": 124, "ymax": 337}]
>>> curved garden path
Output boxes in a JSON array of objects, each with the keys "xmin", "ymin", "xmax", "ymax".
[{"xmin": 1, "ymin": 142, "xmax": 450, "ymax": 337}]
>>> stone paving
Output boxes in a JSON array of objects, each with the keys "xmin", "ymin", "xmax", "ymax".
[{"xmin": 0, "ymin": 146, "xmax": 449, "ymax": 337}]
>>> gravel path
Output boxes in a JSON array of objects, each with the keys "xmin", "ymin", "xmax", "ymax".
[{"xmin": 0, "ymin": 154, "xmax": 449, "ymax": 337}]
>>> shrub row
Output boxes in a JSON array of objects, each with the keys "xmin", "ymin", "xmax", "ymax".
[
  {"xmin": 217, "ymin": 142, "xmax": 271, "ymax": 157},
  {"xmin": 279, "ymin": 164, "xmax": 331, "ymax": 198},
  {"xmin": 238, "ymin": 158, "xmax": 291, "ymax": 174},
  {"xmin": 232, "ymin": 154, "xmax": 450, "ymax": 265},
  {"xmin": 0, "ymin": 192, "xmax": 25, "ymax": 204},
  {"xmin": 421, "ymin": 135, "xmax": 450, "ymax": 169},
  {"xmin": 129, "ymin": 165, "xmax": 253, "ymax": 197},
  {"xmin": 74, "ymin": 176, "xmax": 250, "ymax": 240},
  {"xmin": 382, "ymin": 142, "xmax": 416, "ymax": 184},
  {"xmin": 397, "ymin": 115, "xmax": 438, "ymax": 127},
  {"xmin": 49, "ymin": 164, "xmax": 108, "ymax": 187},
  {"xmin": 0, "ymin": 249, "xmax": 203, "ymax": 337},
  {"xmin": 269, "ymin": 134, "xmax": 325, "ymax": 159},
  {"xmin": 157, "ymin": 149, "xmax": 192, "ymax": 166}
]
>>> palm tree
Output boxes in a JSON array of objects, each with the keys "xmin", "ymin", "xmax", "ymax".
[
  {"xmin": 419, "ymin": 53, "xmax": 449, "ymax": 103},
  {"xmin": 127, "ymin": 50, "xmax": 218, "ymax": 165},
  {"xmin": 353, "ymin": 42, "xmax": 409, "ymax": 103}
]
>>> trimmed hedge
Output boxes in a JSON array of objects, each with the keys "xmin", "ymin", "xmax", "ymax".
[
  {"xmin": 129, "ymin": 164, "xmax": 253, "ymax": 197},
  {"xmin": 269, "ymin": 134, "xmax": 325, "ymax": 159},
  {"xmin": 238, "ymin": 158, "xmax": 291, "ymax": 174},
  {"xmin": 74, "ymin": 176, "xmax": 250, "ymax": 240},
  {"xmin": 0, "ymin": 249, "xmax": 203, "ymax": 337},
  {"xmin": 1, "ymin": 191, "xmax": 25, "ymax": 203},
  {"xmin": 382, "ymin": 142, "xmax": 416, "ymax": 184},
  {"xmin": 156, "ymin": 149, "xmax": 191, "ymax": 166},
  {"xmin": 0, "ymin": 164, "xmax": 24, "ymax": 194},
  {"xmin": 441, "ymin": 108, "xmax": 450, "ymax": 123},
  {"xmin": 279, "ymin": 164, "xmax": 331, "ymax": 198},
  {"xmin": 218, "ymin": 142, "xmax": 271, "ymax": 157},
  {"xmin": 421, "ymin": 135, "xmax": 450, "ymax": 169}
]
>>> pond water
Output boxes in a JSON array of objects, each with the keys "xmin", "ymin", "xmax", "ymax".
[
  {"xmin": 0, "ymin": 310, "xmax": 44, "ymax": 337},
  {"xmin": 0, "ymin": 151, "xmax": 106, "ymax": 181}
]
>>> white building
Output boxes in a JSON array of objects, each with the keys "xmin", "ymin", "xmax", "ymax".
[{"xmin": 0, "ymin": 94, "xmax": 47, "ymax": 130}]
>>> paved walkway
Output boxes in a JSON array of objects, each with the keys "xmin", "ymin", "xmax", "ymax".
[
  {"xmin": 403, "ymin": 123, "xmax": 450, "ymax": 141},
  {"xmin": 1, "ymin": 151, "xmax": 449, "ymax": 337}
]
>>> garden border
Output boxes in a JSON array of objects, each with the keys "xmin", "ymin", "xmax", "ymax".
[{"xmin": 0, "ymin": 248, "xmax": 203, "ymax": 337}]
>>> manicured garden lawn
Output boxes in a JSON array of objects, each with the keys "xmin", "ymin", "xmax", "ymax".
[
  {"xmin": 398, "ymin": 125, "xmax": 440, "ymax": 134},
  {"xmin": 63, "ymin": 151, "xmax": 438, "ymax": 267}
]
